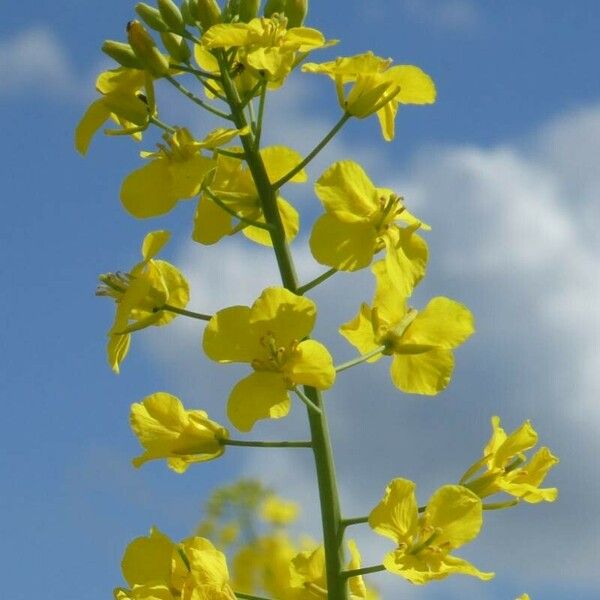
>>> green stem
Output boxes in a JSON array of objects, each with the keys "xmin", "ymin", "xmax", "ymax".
[
  {"xmin": 482, "ymin": 499, "xmax": 519, "ymax": 510},
  {"xmin": 217, "ymin": 53, "xmax": 349, "ymax": 600},
  {"xmin": 204, "ymin": 188, "xmax": 273, "ymax": 231},
  {"xmin": 341, "ymin": 564, "xmax": 386, "ymax": 579},
  {"xmin": 156, "ymin": 304, "xmax": 212, "ymax": 321},
  {"xmin": 271, "ymin": 112, "xmax": 351, "ymax": 190},
  {"xmin": 298, "ymin": 267, "xmax": 338, "ymax": 295},
  {"xmin": 149, "ymin": 116, "xmax": 175, "ymax": 134},
  {"xmin": 335, "ymin": 346, "xmax": 386, "ymax": 373},
  {"xmin": 222, "ymin": 439, "xmax": 312, "ymax": 448},
  {"xmin": 214, "ymin": 148, "xmax": 246, "ymax": 159},
  {"xmin": 235, "ymin": 593, "xmax": 273, "ymax": 600},
  {"xmin": 168, "ymin": 62, "xmax": 222, "ymax": 80},
  {"xmin": 165, "ymin": 74, "xmax": 233, "ymax": 120},
  {"xmin": 254, "ymin": 82, "xmax": 267, "ymax": 151},
  {"xmin": 293, "ymin": 387, "xmax": 322, "ymax": 415},
  {"xmin": 340, "ymin": 516, "xmax": 369, "ymax": 529}
]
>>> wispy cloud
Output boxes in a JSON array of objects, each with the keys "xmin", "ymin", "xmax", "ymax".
[
  {"xmin": 401, "ymin": 0, "xmax": 482, "ymax": 32},
  {"xmin": 0, "ymin": 26, "xmax": 81, "ymax": 99}
]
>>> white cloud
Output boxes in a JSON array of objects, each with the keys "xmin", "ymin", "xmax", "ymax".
[
  {"xmin": 0, "ymin": 26, "xmax": 80, "ymax": 98},
  {"xmin": 144, "ymin": 97, "xmax": 600, "ymax": 596}
]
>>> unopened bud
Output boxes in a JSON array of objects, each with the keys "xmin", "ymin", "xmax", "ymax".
[
  {"xmin": 194, "ymin": 0, "xmax": 222, "ymax": 30},
  {"xmin": 284, "ymin": 0, "xmax": 307, "ymax": 27},
  {"xmin": 180, "ymin": 0, "xmax": 196, "ymax": 25},
  {"xmin": 160, "ymin": 32, "xmax": 191, "ymax": 62},
  {"xmin": 127, "ymin": 20, "xmax": 171, "ymax": 77},
  {"xmin": 102, "ymin": 40, "xmax": 143, "ymax": 69},
  {"xmin": 264, "ymin": 0, "xmax": 286, "ymax": 17},
  {"xmin": 158, "ymin": 0, "xmax": 185, "ymax": 33},
  {"xmin": 238, "ymin": 0, "xmax": 259, "ymax": 21},
  {"xmin": 135, "ymin": 3, "xmax": 170, "ymax": 31}
]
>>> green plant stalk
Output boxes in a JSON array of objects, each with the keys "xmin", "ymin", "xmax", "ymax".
[{"xmin": 217, "ymin": 55, "xmax": 349, "ymax": 600}]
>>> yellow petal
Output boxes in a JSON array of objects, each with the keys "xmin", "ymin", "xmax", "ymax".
[
  {"xmin": 261, "ymin": 146, "xmax": 307, "ymax": 184},
  {"xmin": 169, "ymin": 155, "xmax": 216, "ymax": 199},
  {"xmin": 315, "ymin": 160, "xmax": 378, "ymax": 218},
  {"xmin": 285, "ymin": 339, "xmax": 335, "ymax": 389},
  {"xmin": 382, "ymin": 230, "xmax": 428, "ymax": 298},
  {"xmin": 310, "ymin": 213, "xmax": 378, "ymax": 271},
  {"xmin": 121, "ymin": 159, "xmax": 178, "ymax": 218},
  {"xmin": 339, "ymin": 303, "xmax": 380, "ymax": 359},
  {"xmin": 369, "ymin": 478, "xmax": 419, "ymax": 545},
  {"xmin": 202, "ymin": 22, "xmax": 253, "ymax": 48},
  {"xmin": 75, "ymin": 98, "xmax": 110, "ymax": 155},
  {"xmin": 389, "ymin": 348, "xmax": 454, "ymax": 395},
  {"xmin": 438, "ymin": 555, "xmax": 494, "ymax": 581},
  {"xmin": 493, "ymin": 420, "xmax": 538, "ymax": 468},
  {"xmin": 142, "ymin": 231, "xmax": 171, "ymax": 261},
  {"xmin": 107, "ymin": 333, "xmax": 131, "ymax": 374},
  {"xmin": 203, "ymin": 306, "xmax": 264, "ymax": 363},
  {"xmin": 96, "ymin": 67, "xmax": 146, "ymax": 94},
  {"xmin": 346, "ymin": 540, "xmax": 367, "ymax": 598},
  {"xmin": 376, "ymin": 100, "xmax": 398, "ymax": 142},
  {"xmin": 227, "ymin": 371, "xmax": 291, "ymax": 432},
  {"xmin": 371, "ymin": 260, "xmax": 409, "ymax": 325},
  {"xmin": 403, "ymin": 297, "xmax": 475, "ymax": 349},
  {"xmin": 385, "ymin": 65, "xmax": 436, "ymax": 105},
  {"xmin": 121, "ymin": 528, "xmax": 175, "ymax": 587},
  {"xmin": 192, "ymin": 195, "xmax": 234, "ymax": 245},
  {"xmin": 425, "ymin": 485, "xmax": 483, "ymax": 549}
]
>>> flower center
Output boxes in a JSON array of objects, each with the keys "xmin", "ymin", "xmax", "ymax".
[
  {"xmin": 375, "ymin": 193, "xmax": 405, "ymax": 233},
  {"xmin": 251, "ymin": 333, "xmax": 297, "ymax": 372}
]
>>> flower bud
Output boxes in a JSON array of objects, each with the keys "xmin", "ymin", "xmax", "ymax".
[
  {"xmin": 194, "ymin": 0, "xmax": 222, "ymax": 30},
  {"xmin": 284, "ymin": 0, "xmax": 308, "ymax": 27},
  {"xmin": 127, "ymin": 20, "xmax": 171, "ymax": 77},
  {"xmin": 135, "ymin": 3, "xmax": 169, "ymax": 31},
  {"xmin": 160, "ymin": 32, "xmax": 191, "ymax": 62},
  {"xmin": 158, "ymin": 0, "xmax": 185, "ymax": 33},
  {"xmin": 102, "ymin": 40, "xmax": 144, "ymax": 69},
  {"xmin": 238, "ymin": 0, "xmax": 260, "ymax": 21},
  {"xmin": 180, "ymin": 0, "xmax": 196, "ymax": 25},
  {"xmin": 264, "ymin": 0, "xmax": 286, "ymax": 17}
]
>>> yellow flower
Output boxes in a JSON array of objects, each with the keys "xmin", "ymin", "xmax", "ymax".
[
  {"xmin": 261, "ymin": 495, "xmax": 299, "ymax": 525},
  {"xmin": 516, "ymin": 595, "xmax": 531, "ymax": 600},
  {"xmin": 203, "ymin": 287, "xmax": 335, "ymax": 431},
  {"xmin": 120, "ymin": 128, "xmax": 216, "ymax": 218},
  {"xmin": 340, "ymin": 261, "xmax": 474, "ymax": 395},
  {"xmin": 202, "ymin": 15, "xmax": 330, "ymax": 85},
  {"xmin": 303, "ymin": 51, "xmax": 436, "ymax": 141},
  {"xmin": 130, "ymin": 392, "xmax": 229, "ymax": 473},
  {"xmin": 310, "ymin": 160, "xmax": 429, "ymax": 296},
  {"xmin": 290, "ymin": 541, "xmax": 371, "ymax": 599},
  {"xmin": 76, "ymin": 67, "xmax": 149, "ymax": 155},
  {"xmin": 116, "ymin": 529, "xmax": 236, "ymax": 600},
  {"xmin": 462, "ymin": 416, "xmax": 559, "ymax": 504},
  {"xmin": 369, "ymin": 479, "xmax": 494, "ymax": 584},
  {"xmin": 193, "ymin": 146, "xmax": 305, "ymax": 247},
  {"xmin": 97, "ymin": 231, "xmax": 189, "ymax": 373}
]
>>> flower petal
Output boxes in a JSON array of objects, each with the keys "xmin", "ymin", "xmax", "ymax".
[
  {"xmin": 75, "ymin": 98, "xmax": 110, "ymax": 155},
  {"xmin": 285, "ymin": 339, "xmax": 335, "ymax": 389},
  {"xmin": 386, "ymin": 65, "xmax": 436, "ymax": 104},
  {"xmin": 261, "ymin": 146, "xmax": 307, "ymax": 184},
  {"xmin": 192, "ymin": 195, "xmax": 234, "ymax": 245},
  {"xmin": 339, "ymin": 303, "xmax": 381, "ymax": 359},
  {"xmin": 227, "ymin": 371, "xmax": 291, "ymax": 432},
  {"xmin": 121, "ymin": 528, "xmax": 175, "ymax": 587},
  {"xmin": 390, "ymin": 349, "xmax": 454, "ymax": 395}
]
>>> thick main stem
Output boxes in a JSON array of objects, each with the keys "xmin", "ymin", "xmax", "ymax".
[{"xmin": 218, "ymin": 58, "xmax": 349, "ymax": 600}]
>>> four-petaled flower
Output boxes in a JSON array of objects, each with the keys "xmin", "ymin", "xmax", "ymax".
[
  {"xmin": 461, "ymin": 416, "xmax": 559, "ymax": 504},
  {"xmin": 130, "ymin": 392, "xmax": 229, "ymax": 473},
  {"xmin": 97, "ymin": 230, "xmax": 189, "ymax": 373},
  {"xmin": 369, "ymin": 478, "xmax": 494, "ymax": 584},
  {"xmin": 203, "ymin": 287, "xmax": 335, "ymax": 431},
  {"xmin": 310, "ymin": 160, "xmax": 429, "ymax": 296},
  {"xmin": 303, "ymin": 51, "xmax": 436, "ymax": 141},
  {"xmin": 340, "ymin": 261, "xmax": 474, "ymax": 395}
]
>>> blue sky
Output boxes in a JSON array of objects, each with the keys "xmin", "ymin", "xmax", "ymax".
[{"xmin": 1, "ymin": 1, "xmax": 599, "ymax": 599}]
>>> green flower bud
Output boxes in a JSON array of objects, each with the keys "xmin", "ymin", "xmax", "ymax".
[
  {"xmin": 284, "ymin": 0, "xmax": 307, "ymax": 27},
  {"xmin": 194, "ymin": 0, "xmax": 222, "ymax": 30},
  {"xmin": 102, "ymin": 40, "xmax": 144, "ymax": 69},
  {"xmin": 160, "ymin": 32, "xmax": 191, "ymax": 62},
  {"xmin": 239, "ymin": 0, "xmax": 260, "ymax": 21},
  {"xmin": 264, "ymin": 0, "xmax": 285, "ymax": 17},
  {"xmin": 127, "ymin": 20, "xmax": 171, "ymax": 77},
  {"xmin": 158, "ymin": 0, "xmax": 185, "ymax": 33},
  {"xmin": 135, "ymin": 3, "xmax": 169, "ymax": 32},
  {"xmin": 180, "ymin": 0, "xmax": 196, "ymax": 25}
]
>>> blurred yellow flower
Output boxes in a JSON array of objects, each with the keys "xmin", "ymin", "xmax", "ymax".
[
  {"xmin": 369, "ymin": 479, "xmax": 494, "ymax": 584},
  {"xmin": 261, "ymin": 495, "xmax": 299, "ymax": 525},
  {"xmin": 130, "ymin": 392, "xmax": 229, "ymax": 473},
  {"xmin": 310, "ymin": 160, "xmax": 429, "ymax": 296},
  {"xmin": 203, "ymin": 287, "xmax": 335, "ymax": 431},
  {"xmin": 97, "ymin": 231, "xmax": 189, "ymax": 373},
  {"xmin": 462, "ymin": 416, "xmax": 559, "ymax": 504},
  {"xmin": 303, "ymin": 51, "xmax": 435, "ymax": 141},
  {"xmin": 340, "ymin": 261, "xmax": 474, "ymax": 395}
]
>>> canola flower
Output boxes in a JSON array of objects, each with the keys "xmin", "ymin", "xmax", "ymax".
[
  {"xmin": 203, "ymin": 287, "xmax": 335, "ymax": 431},
  {"xmin": 340, "ymin": 261, "xmax": 474, "ymax": 395},
  {"xmin": 130, "ymin": 392, "xmax": 229, "ymax": 472},
  {"xmin": 96, "ymin": 230, "xmax": 189, "ymax": 373},
  {"xmin": 369, "ymin": 478, "xmax": 494, "ymax": 584},
  {"xmin": 461, "ymin": 416, "xmax": 559, "ymax": 504},
  {"xmin": 310, "ymin": 159, "xmax": 429, "ymax": 296},
  {"xmin": 303, "ymin": 51, "xmax": 436, "ymax": 141}
]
